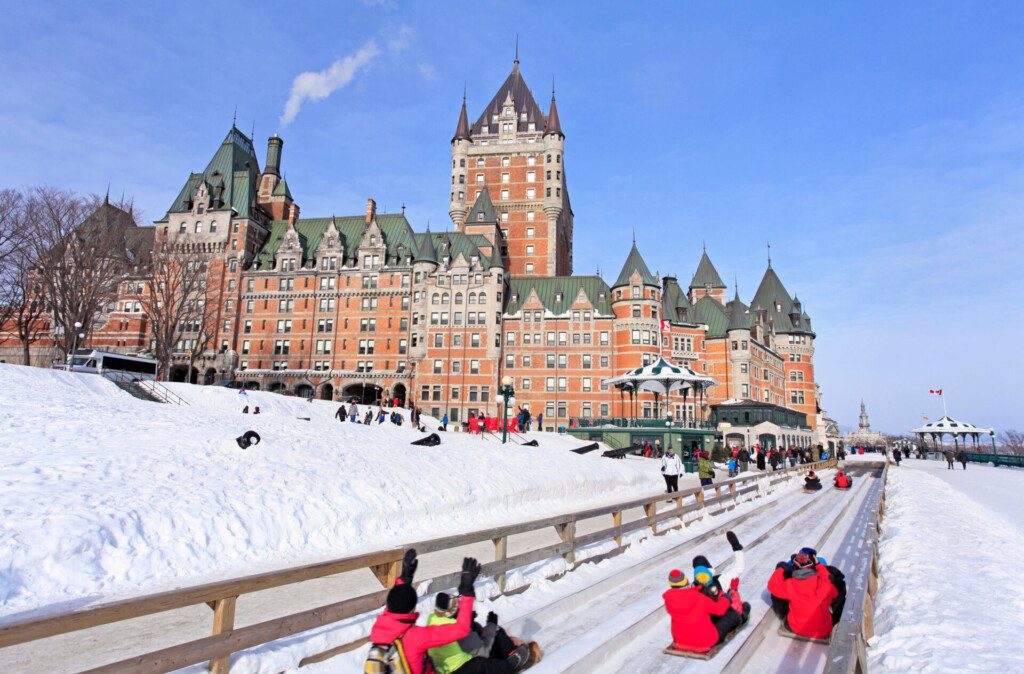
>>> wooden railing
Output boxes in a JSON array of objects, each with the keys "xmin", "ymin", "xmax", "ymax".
[
  {"xmin": 0, "ymin": 460, "xmax": 836, "ymax": 673},
  {"xmin": 823, "ymin": 461, "xmax": 889, "ymax": 674}
]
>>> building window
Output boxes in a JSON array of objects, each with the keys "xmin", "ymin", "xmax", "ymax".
[
  {"xmin": 525, "ymin": 263, "xmax": 534, "ymax": 273},
  {"xmin": 526, "ymin": 188, "xmax": 535, "ymax": 199},
  {"xmin": 501, "ymin": 190, "xmax": 509, "ymax": 201}
]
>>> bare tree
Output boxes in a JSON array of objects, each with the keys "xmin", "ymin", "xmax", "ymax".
[
  {"xmin": 187, "ymin": 267, "xmax": 224, "ymax": 383},
  {"xmin": 0, "ymin": 191, "xmax": 50, "ymax": 364},
  {"xmin": 139, "ymin": 235, "xmax": 210, "ymax": 380},
  {"xmin": 30, "ymin": 188, "xmax": 135, "ymax": 359},
  {"xmin": 999, "ymin": 429, "xmax": 1024, "ymax": 455}
]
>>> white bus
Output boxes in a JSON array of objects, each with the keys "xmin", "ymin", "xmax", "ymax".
[{"xmin": 61, "ymin": 350, "xmax": 159, "ymax": 381}]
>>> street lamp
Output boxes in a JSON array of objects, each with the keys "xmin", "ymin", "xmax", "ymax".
[
  {"xmin": 499, "ymin": 375, "xmax": 515, "ymax": 444},
  {"xmin": 990, "ymin": 430, "xmax": 996, "ymax": 454},
  {"xmin": 68, "ymin": 321, "xmax": 84, "ymax": 368}
]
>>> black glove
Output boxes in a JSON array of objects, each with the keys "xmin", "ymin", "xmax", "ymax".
[
  {"xmin": 726, "ymin": 531, "xmax": 743, "ymax": 552},
  {"xmin": 458, "ymin": 557, "xmax": 482, "ymax": 597},
  {"xmin": 487, "ymin": 611, "xmax": 499, "ymax": 625},
  {"xmin": 776, "ymin": 561, "xmax": 791, "ymax": 571},
  {"xmin": 400, "ymin": 549, "xmax": 418, "ymax": 584}
]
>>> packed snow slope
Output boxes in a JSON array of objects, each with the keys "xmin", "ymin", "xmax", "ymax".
[
  {"xmin": 870, "ymin": 459, "xmax": 1024, "ymax": 673},
  {"xmin": 0, "ymin": 364, "xmax": 658, "ymax": 619}
]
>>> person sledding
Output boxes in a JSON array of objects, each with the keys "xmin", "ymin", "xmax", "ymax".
[
  {"xmin": 803, "ymin": 471, "xmax": 823, "ymax": 491},
  {"xmin": 427, "ymin": 596, "xmax": 538, "ymax": 673},
  {"xmin": 663, "ymin": 532, "xmax": 750, "ymax": 657},
  {"xmin": 366, "ymin": 550, "xmax": 481, "ymax": 674},
  {"xmin": 833, "ymin": 469, "xmax": 852, "ymax": 490},
  {"xmin": 767, "ymin": 547, "xmax": 846, "ymax": 642}
]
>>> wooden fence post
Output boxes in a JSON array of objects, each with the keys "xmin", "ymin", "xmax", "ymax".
[
  {"xmin": 643, "ymin": 502, "xmax": 657, "ymax": 535},
  {"xmin": 369, "ymin": 559, "xmax": 401, "ymax": 589},
  {"xmin": 556, "ymin": 522, "xmax": 576, "ymax": 565},
  {"xmin": 208, "ymin": 596, "xmax": 237, "ymax": 674},
  {"xmin": 493, "ymin": 537, "xmax": 508, "ymax": 594},
  {"xmin": 612, "ymin": 511, "xmax": 623, "ymax": 547},
  {"xmin": 675, "ymin": 496, "xmax": 684, "ymax": 524}
]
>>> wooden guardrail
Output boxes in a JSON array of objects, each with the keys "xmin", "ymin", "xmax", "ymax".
[
  {"xmin": 823, "ymin": 461, "xmax": 889, "ymax": 674},
  {"xmin": 0, "ymin": 459, "xmax": 836, "ymax": 673}
]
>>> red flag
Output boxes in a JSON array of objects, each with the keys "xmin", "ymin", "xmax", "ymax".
[
  {"xmin": 660, "ymin": 319, "xmax": 669, "ymax": 332},
  {"xmin": 929, "ymin": 389, "xmax": 942, "ymax": 395}
]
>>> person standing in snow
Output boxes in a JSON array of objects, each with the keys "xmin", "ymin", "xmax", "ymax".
[
  {"xmin": 943, "ymin": 448, "xmax": 955, "ymax": 469},
  {"xmin": 253, "ymin": 406, "xmax": 260, "ymax": 415},
  {"xmin": 441, "ymin": 413, "xmax": 449, "ymax": 431},
  {"xmin": 955, "ymin": 448, "xmax": 968, "ymax": 469},
  {"xmin": 697, "ymin": 451, "xmax": 715, "ymax": 487},
  {"xmin": 242, "ymin": 405, "xmax": 249, "ymax": 414},
  {"xmin": 367, "ymin": 550, "xmax": 482, "ymax": 674},
  {"xmin": 349, "ymin": 403, "xmax": 359, "ymax": 423},
  {"xmin": 738, "ymin": 448, "xmax": 749, "ymax": 473},
  {"xmin": 661, "ymin": 450, "xmax": 683, "ymax": 493},
  {"xmin": 756, "ymin": 447, "xmax": 766, "ymax": 471},
  {"xmin": 536, "ymin": 412, "xmax": 543, "ymax": 431},
  {"xmin": 335, "ymin": 404, "xmax": 347, "ymax": 422},
  {"xmin": 893, "ymin": 447, "xmax": 902, "ymax": 466}
]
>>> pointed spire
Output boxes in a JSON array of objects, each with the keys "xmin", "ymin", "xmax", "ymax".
[
  {"xmin": 613, "ymin": 241, "xmax": 658, "ymax": 288},
  {"xmin": 414, "ymin": 227, "xmax": 438, "ymax": 265},
  {"xmin": 544, "ymin": 83, "xmax": 563, "ymax": 138},
  {"xmin": 453, "ymin": 90, "xmax": 471, "ymax": 142},
  {"xmin": 232, "ymin": 106, "xmax": 237, "ymax": 128},
  {"xmin": 690, "ymin": 250, "xmax": 727, "ymax": 290},
  {"xmin": 104, "ymin": 184, "xmax": 110, "ymax": 206},
  {"xmin": 488, "ymin": 239, "xmax": 504, "ymax": 269},
  {"xmin": 767, "ymin": 240, "xmax": 772, "ymax": 268},
  {"xmin": 514, "ymin": 34, "xmax": 519, "ymax": 69},
  {"xmin": 466, "ymin": 186, "xmax": 497, "ymax": 223}
]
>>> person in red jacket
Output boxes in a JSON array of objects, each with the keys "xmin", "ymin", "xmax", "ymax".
[
  {"xmin": 834, "ymin": 469, "xmax": 852, "ymax": 489},
  {"xmin": 767, "ymin": 549, "xmax": 841, "ymax": 639},
  {"xmin": 368, "ymin": 550, "xmax": 482, "ymax": 674},
  {"xmin": 663, "ymin": 532, "xmax": 750, "ymax": 653}
]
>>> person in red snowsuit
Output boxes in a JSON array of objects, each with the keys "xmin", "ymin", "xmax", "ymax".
[
  {"xmin": 663, "ymin": 533, "xmax": 750, "ymax": 652},
  {"xmin": 368, "ymin": 550, "xmax": 482, "ymax": 674},
  {"xmin": 767, "ymin": 550, "xmax": 841, "ymax": 639},
  {"xmin": 834, "ymin": 470, "xmax": 852, "ymax": 489}
]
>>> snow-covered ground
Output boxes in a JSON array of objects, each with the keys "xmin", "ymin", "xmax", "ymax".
[
  {"xmin": 869, "ymin": 459, "xmax": 1024, "ymax": 673},
  {"xmin": 0, "ymin": 364, "xmax": 661, "ymax": 620}
]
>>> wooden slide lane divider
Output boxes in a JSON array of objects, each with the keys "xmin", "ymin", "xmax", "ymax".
[{"xmin": 0, "ymin": 460, "xmax": 837, "ymax": 673}]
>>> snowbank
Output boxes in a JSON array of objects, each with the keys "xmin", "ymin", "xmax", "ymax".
[
  {"xmin": 0, "ymin": 364, "xmax": 659, "ymax": 618},
  {"xmin": 869, "ymin": 462, "xmax": 1024, "ymax": 672}
]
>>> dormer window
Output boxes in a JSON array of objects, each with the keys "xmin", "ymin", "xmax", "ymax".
[
  {"xmin": 370, "ymin": 235, "xmax": 377, "ymax": 246},
  {"xmin": 555, "ymin": 292, "xmax": 563, "ymax": 302}
]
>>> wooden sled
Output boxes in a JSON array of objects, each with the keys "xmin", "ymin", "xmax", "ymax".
[
  {"xmin": 778, "ymin": 624, "xmax": 831, "ymax": 644},
  {"xmin": 802, "ymin": 488, "xmax": 822, "ymax": 493},
  {"xmin": 663, "ymin": 627, "xmax": 742, "ymax": 660}
]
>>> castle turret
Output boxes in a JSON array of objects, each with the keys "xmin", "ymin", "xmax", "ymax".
[{"xmin": 449, "ymin": 95, "xmax": 471, "ymax": 228}]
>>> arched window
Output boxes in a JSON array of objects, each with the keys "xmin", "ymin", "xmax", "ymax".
[
  {"xmin": 455, "ymin": 293, "xmax": 463, "ymax": 304},
  {"xmin": 478, "ymin": 292, "xmax": 486, "ymax": 304},
  {"xmin": 442, "ymin": 292, "xmax": 450, "ymax": 304},
  {"xmin": 431, "ymin": 293, "xmax": 440, "ymax": 305},
  {"xmin": 179, "ymin": 222, "xmax": 186, "ymax": 234},
  {"xmin": 210, "ymin": 220, "xmax": 218, "ymax": 233},
  {"xmin": 195, "ymin": 221, "xmax": 202, "ymax": 233},
  {"xmin": 468, "ymin": 292, "xmax": 476, "ymax": 304}
]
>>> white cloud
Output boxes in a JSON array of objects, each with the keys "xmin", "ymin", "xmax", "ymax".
[
  {"xmin": 388, "ymin": 25, "xmax": 414, "ymax": 52},
  {"xmin": 280, "ymin": 41, "xmax": 381, "ymax": 126},
  {"xmin": 417, "ymin": 63, "xmax": 437, "ymax": 81}
]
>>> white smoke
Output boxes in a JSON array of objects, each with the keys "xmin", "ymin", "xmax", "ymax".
[{"xmin": 280, "ymin": 40, "xmax": 381, "ymax": 126}]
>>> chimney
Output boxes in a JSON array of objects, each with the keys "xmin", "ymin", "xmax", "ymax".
[
  {"xmin": 265, "ymin": 135, "xmax": 283, "ymax": 176},
  {"xmin": 365, "ymin": 198, "xmax": 377, "ymax": 224}
]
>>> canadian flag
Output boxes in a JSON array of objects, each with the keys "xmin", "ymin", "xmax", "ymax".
[
  {"xmin": 929, "ymin": 389, "xmax": 943, "ymax": 395},
  {"xmin": 660, "ymin": 319, "xmax": 669, "ymax": 332}
]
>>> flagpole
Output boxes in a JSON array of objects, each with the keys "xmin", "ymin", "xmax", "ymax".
[{"xmin": 942, "ymin": 391, "xmax": 948, "ymax": 418}]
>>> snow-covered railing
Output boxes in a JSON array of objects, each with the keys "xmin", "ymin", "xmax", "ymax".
[
  {"xmin": 0, "ymin": 459, "xmax": 837, "ymax": 673},
  {"xmin": 824, "ymin": 460, "xmax": 889, "ymax": 674}
]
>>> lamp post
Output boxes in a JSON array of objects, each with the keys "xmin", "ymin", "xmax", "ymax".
[
  {"xmin": 67, "ymin": 321, "xmax": 84, "ymax": 367},
  {"xmin": 990, "ymin": 430, "xmax": 996, "ymax": 454},
  {"xmin": 498, "ymin": 375, "xmax": 515, "ymax": 444}
]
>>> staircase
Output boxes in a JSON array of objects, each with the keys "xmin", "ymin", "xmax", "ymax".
[{"xmin": 105, "ymin": 372, "xmax": 189, "ymax": 405}]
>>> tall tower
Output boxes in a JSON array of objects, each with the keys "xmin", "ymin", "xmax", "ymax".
[{"xmin": 449, "ymin": 56, "xmax": 573, "ymax": 277}]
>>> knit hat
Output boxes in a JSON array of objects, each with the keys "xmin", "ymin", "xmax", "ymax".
[
  {"xmin": 386, "ymin": 583, "xmax": 418, "ymax": 614},
  {"xmin": 692, "ymin": 555, "xmax": 712, "ymax": 570},
  {"xmin": 668, "ymin": 569, "xmax": 689, "ymax": 588},
  {"xmin": 434, "ymin": 591, "xmax": 457, "ymax": 616},
  {"xmin": 693, "ymin": 566, "xmax": 714, "ymax": 586},
  {"xmin": 792, "ymin": 553, "xmax": 814, "ymax": 569}
]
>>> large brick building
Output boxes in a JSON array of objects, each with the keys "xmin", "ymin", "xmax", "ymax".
[{"xmin": 1, "ymin": 57, "xmax": 827, "ymax": 445}]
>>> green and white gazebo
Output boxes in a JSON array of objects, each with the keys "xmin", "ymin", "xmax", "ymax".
[
  {"xmin": 911, "ymin": 415, "xmax": 995, "ymax": 453},
  {"xmin": 603, "ymin": 357, "xmax": 717, "ymax": 422}
]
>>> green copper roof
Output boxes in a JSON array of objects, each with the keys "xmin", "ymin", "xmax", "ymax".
[
  {"xmin": 613, "ymin": 242, "xmax": 658, "ymax": 288},
  {"xmin": 505, "ymin": 275, "xmax": 612, "ymax": 316},
  {"xmin": 160, "ymin": 126, "xmax": 262, "ymax": 222},
  {"xmin": 272, "ymin": 177, "xmax": 292, "ymax": 199},
  {"xmin": 695, "ymin": 295, "xmax": 729, "ymax": 338},
  {"xmin": 254, "ymin": 213, "xmax": 417, "ymax": 268},
  {"xmin": 413, "ymin": 228, "xmax": 438, "ymax": 264},
  {"xmin": 751, "ymin": 264, "xmax": 812, "ymax": 335},
  {"xmin": 726, "ymin": 291, "xmax": 751, "ymax": 331},
  {"xmin": 466, "ymin": 186, "xmax": 497, "ymax": 224},
  {"xmin": 661, "ymin": 277, "xmax": 694, "ymax": 324},
  {"xmin": 690, "ymin": 250, "xmax": 727, "ymax": 289}
]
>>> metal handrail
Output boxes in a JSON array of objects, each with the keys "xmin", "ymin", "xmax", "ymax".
[{"xmin": 570, "ymin": 416, "xmax": 718, "ymax": 430}]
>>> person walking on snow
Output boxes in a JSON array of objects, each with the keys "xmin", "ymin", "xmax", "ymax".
[
  {"xmin": 367, "ymin": 550, "xmax": 482, "ymax": 674},
  {"xmin": 943, "ymin": 448, "xmax": 955, "ymax": 469},
  {"xmin": 756, "ymin": 447, "xmax": 766, "ymax": 471},
  {"xmin": 697, "ymin": 451, "xmax": 715, "ymax": 487},
  {"xmin": 954, "ymin": 448, "xmax": 967, "ymax": 469},
  {"xmin": 662, "ymin": 450, "xmax": 683, "ymax": 493},
  {"xmin": 441, "ymin": 414, "xmax": 449, "ymax": 431},
  {"xmin": 335, "ymin": 404, "xmax": 347, "ymax": 422},
  {"xmin": 893, "ymin": 447, "xmax": 902, "ymax": 466},
  {"xmin": 349, "ymin": 403, "xmax": 359, "ymax": 423}
]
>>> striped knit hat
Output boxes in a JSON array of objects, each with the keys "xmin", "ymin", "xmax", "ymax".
[
  {"xmin": 693, "ymin": 566, "xmax": 715, "ymax": 586},
  {"xmin": 668, "ymin": 569, "xmax": 689, "ymax": 588}
]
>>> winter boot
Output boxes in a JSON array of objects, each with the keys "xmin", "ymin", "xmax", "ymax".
[{"xmin": 506, "ymin": 643, "xmax": 532, "ymax": 670}]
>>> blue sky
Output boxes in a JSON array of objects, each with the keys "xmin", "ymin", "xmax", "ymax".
[{"xmin": 2, "ymin": 1, "xmax": 1022, "ymax": 434}]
